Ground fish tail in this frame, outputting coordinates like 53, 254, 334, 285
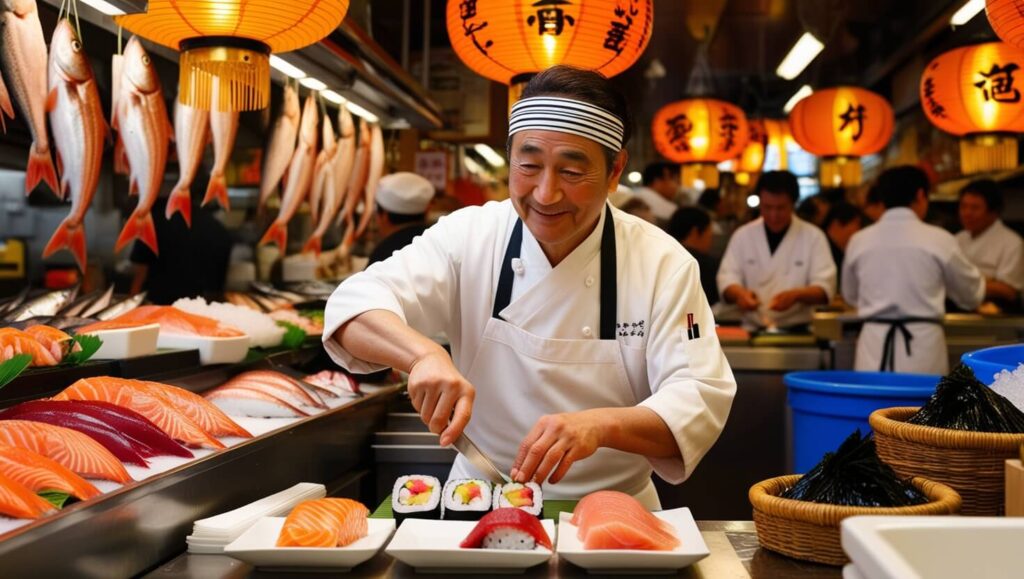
43, 218, 88, 272
26, 145, 59, 196
115, 209, 159, 255
202, 173, 230, 211
166, 186, 193, 227
258, 221, 288, 254
302, 234, 322, 257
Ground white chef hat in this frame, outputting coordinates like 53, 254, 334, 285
375, 172, 435, 215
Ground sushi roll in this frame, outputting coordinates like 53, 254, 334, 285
460, 508, 553, 550
492, 482, 543, 518
441, 479, 492, 520
392, 475, 441, 523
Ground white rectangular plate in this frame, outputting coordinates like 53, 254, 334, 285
82, 323, 160, 359
385, 518, 555, 572
556, 508, 709, 573
223, 517, 395, 570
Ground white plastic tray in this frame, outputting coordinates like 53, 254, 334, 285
80, 323, 160, 359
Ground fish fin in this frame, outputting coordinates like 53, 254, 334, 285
46, 88, 59, 113
26, 146, 59, 197
302, 234, 322, 257
115, 210, 159, 255
166, 186, 193, 227
258, 221, 288, 254
166, 117, 175, 142
202, 173, 230, 211
43, 218, 88, 272
280, 166, 289, 190
114, 138, 130, 176
129, 177, 139, 196
54, 150, 65, 195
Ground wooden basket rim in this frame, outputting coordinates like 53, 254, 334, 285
749, 474, 961, 526
870, 407, 1024, 451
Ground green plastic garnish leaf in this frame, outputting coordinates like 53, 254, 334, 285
276, 321, 307, 349
298, 310, 324, 324
62, 334, 103, 366
0, 354, 33, 389
38, 490, 72, 509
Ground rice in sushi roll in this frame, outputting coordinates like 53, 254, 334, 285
392, 475, 441, 523
493, 482, 543, 518
441, 479, 492, 520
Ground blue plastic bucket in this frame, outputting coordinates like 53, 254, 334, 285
785, 371, 941, 473
961, 344, 1024, 385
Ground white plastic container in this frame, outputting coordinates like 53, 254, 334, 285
158, 333, 249, 365
80, 323, 160, 360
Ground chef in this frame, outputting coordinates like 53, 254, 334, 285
842, 166, 984, 373
955, 180, 1024, 309
367, 172, 434, 266
716, 171, 836, 331
632, 162, 682, 224
323, 66, 736, 509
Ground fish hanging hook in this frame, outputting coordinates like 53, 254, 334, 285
117, 26, 123, 56
72, 0, 82, 42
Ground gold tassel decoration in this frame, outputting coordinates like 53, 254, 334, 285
960, 134, 1018, 175
178, 37, 271, 112
681, 163, 720, 189
819, 156, 862, 187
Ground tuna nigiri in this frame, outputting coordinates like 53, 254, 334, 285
460, 508, 553, 550
54, 377, 224, 449
221, 370, 326, 409
106, 305, 245, 338
0, 470, 55, 519
139, 380, 251, 438
0, 445, 100, 500
570, 491, 680, 551
277, 498, 368, 548
0, 403, 150, 466
304, 370, 361, 397
0, 420, 132, 483
0, 327, 58, 366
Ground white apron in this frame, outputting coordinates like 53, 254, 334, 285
447, 206, 661, 510
855, 319, 948, 375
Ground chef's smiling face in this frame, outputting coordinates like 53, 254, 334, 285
509, 130, 626, 263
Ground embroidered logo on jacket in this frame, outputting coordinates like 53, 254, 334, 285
617, 320, 645, 337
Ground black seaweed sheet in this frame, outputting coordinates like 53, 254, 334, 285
907, 363, 1024, 433
781, 430, 928, 507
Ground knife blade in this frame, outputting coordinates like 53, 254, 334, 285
451, 433, 512, 484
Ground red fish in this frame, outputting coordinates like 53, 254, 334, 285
0, 420, 132, 483
570, 491, 680, 551
277, 498, 368, 548
202, 78, 238, 211
166, 100, 209, 226
259, 93, 318, 254
55, 400, 193, 459
258, 83, 300, 211
460, 507, 553, 550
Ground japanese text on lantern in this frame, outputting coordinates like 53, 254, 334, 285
528, 0, 575, 36
975, 63, 1021, 103
838, 103, 866, 141
922, 76, 946, 119
459, 0, 493, 55
666, 114, 694, 152
720, 112, 739, 151
604, 0, 640, 55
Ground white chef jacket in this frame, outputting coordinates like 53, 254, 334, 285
716, 216, 836, 330
323, 200, 736, 483
956, 219, 1024, 292
631, 186, 679, 222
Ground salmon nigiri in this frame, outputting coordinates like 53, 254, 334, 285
0, 328, 58, 366
140, 381, 251, 438
277, 498, 369, 547
24, 326, 78, 362
108, 306, 244, 337
54, 377, 224, 449
0, 420, 131, 483
0, 445, 100, 500
570, 491, 680, 551
0, 471, 56, 519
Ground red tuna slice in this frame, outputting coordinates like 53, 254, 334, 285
460, 508, 553, 550
0, 409, 150, 467
59, 400, 193, 459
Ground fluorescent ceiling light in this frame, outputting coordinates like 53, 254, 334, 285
269, 55, 306, 79
473, 144, 506, 167
950, 0, 985, 26
322, 90, 345, 105
776, 32, 824, 80
299, 77, 327, 91
80, 0, 125, 15
464, 156, 485, 175
627, 171, 642, 184
784, 84, 813, 114
346, 101, 379, 123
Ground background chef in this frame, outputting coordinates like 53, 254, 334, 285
323, 65, 736, 509
955, 179, 1024, 310
367, 172, 434, 266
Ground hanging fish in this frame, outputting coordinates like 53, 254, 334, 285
42, 20, 107, 273
258, 93, 318, 254
112, 37, 172, 255
0, 71, 13, 132
336, 118, 371, 229
203, 78, 238, 211
111, 50, 128, 176
302, 115, 338, 256
258, 83, 301, 211
304, 105, 356, 256
166, 100, 209, 226
355, 123, 385, 238
1, 0, 58, 195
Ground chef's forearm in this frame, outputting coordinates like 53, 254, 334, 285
796, 285, 829, 305
721, 284, 747, 304
334, 309, 445, 373
593, 406, 681, 460
985, 278, 1019, 303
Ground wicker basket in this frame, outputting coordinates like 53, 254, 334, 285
870, 407, 1024, 516
749, 475, 961, 566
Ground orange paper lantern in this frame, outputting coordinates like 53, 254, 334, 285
788, 87, 893, 186
920, 41, 1024, 173
652, 99, 749, 188
987, 0, 1024, 49
762, 118, 794, 171
447, 0, 653, 88
116, 0, 350, 111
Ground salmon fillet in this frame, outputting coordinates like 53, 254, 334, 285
0, 420, 131, 483
140, 380, 251, 438
0, 445, 100, 500
75, 320, 152, 333
277, 498, 369, 548
108, 306, 244, 337
0, 328, 58, 366
0, 470, 56, 519
570, 491, 680, 551
24, 325, 77, 362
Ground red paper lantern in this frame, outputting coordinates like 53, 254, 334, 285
652, 98, 749, 188
987, 0, 1024, 50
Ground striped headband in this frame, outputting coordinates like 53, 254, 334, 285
509, 96, 625, 151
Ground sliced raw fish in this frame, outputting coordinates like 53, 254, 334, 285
140, 380, 251, 438
0, 327, 58, 366
205, 386, 310, 418
56, 400, 192, 459
0, 444, 100, 500
106, 305, 245, 337
0, 470, 55, 519
0, 407, 150, 466
222, 370, 326, 409
23, 325, 77, 362
570, 491, 680, 551
304, 370, 361, 397
0, 420, 132, 483
74, 320, 152, 334
460, 507, 553, 549
276, 498, 368, 547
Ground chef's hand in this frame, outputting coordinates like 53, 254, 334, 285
511, 410, 603, 485
735, 289, 760, 311
769, 289, 802, 312
407, 349, 475, 447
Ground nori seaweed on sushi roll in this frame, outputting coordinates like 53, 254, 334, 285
442, 479, 492, 520
392, 475, 441, 523
492, 482, 543, 518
